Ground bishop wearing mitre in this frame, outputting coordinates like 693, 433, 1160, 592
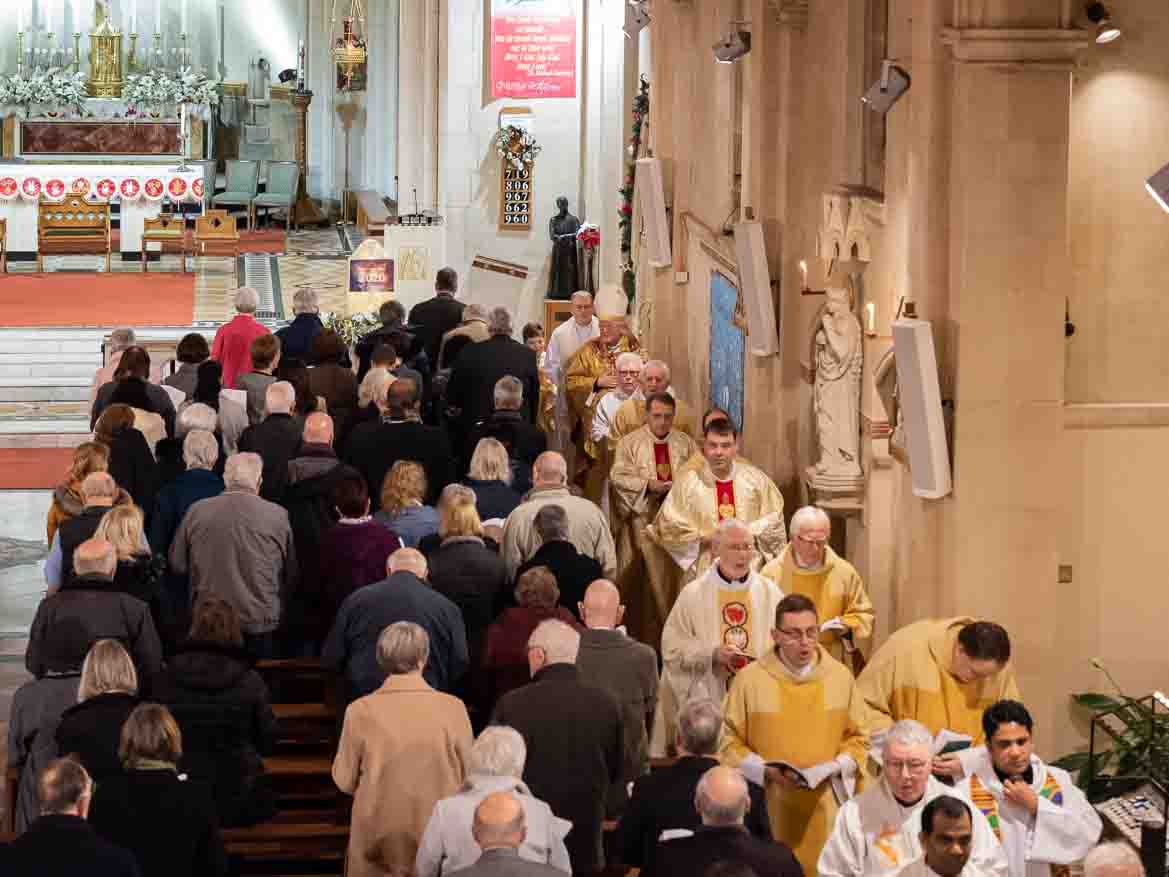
648, 415, 787, 578
609, 391, 698, 650
564, 283, 643, 499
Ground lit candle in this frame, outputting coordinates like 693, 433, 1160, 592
180, 0, 187, 34
130, 0, 136, 32
17, 0, 24, 32
865, 302, 876, 335
799, 260, 808, 291
155, 0, 162, 32
46, 1, 53, 33
72, 0, 80, 31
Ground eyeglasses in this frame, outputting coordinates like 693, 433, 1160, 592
778, 628, 820, 643
885, 759, 930, 775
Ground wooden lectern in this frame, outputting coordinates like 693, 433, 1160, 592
291, 91, 328, 226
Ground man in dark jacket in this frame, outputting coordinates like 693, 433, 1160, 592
322, 548, 468, 701
653, 766, 801, 877
408, 267, 465, 368
462, 375, 548, 481
355, 299, 429, 380
45, 471, 120, 590
27, 538, 163, 681
617, 698, 771, 876
448, 308, 541, 435
514, 504, 604, 619
238, 380, 303, 503
491, 618, 623, 875
274, 288, 325, 364
149, 430, 225, 555
0, 757, 141, 877
342, 377, 455, 507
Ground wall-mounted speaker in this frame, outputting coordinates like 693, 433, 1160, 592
732, 221, 778, 357
636, 157, 672, 267
891, 317, 952, 499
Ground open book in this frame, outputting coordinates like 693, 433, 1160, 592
766, 760, 819, 789
764, 760, 851, 805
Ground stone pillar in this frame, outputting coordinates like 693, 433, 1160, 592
399, 0, 440, 211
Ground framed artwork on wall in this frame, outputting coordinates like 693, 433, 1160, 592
710, 269, 746, 430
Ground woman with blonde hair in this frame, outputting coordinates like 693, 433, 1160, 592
54, 639, 139, 782
95, 503, 164, 623
464, 437, 522, 521
89, 702, 228, 877
46, 441, 118, 545
427, 485, 508, 697
375, 459, 439, 547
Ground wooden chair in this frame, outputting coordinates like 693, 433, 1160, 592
36, 197, 112, 272
140, 213, 191, 273
0, 217, 7, 273
194, 209, 241, 282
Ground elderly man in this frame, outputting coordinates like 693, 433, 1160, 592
1083, 844, 1146, 877
238, 381, 302, 503
501, 452, 617, 581
456, 792, 566, 877
333, 622, 472, 877
564, 285, 642, 485
650, 416, 786, 578
356, 298, 426, 380
619, 698, 772, 877
438, 302, 491, 370
544, 291, 599, 455
654, 766, 802, 877
463, 375, 548, 482
149, 430, 224, 554
91, 327, 161, 404
857, 618, 1020, 779
956, 701, 1101, 877
722, 593, 869, 875
274, 287, 323, 363
610, 359, 699, 444
900, 797, 998, 877
575, 579, 658, 817
514, 504, 604, 618
650, 517, 783, 757
761, 505, 874, 666
324, 547, 468, 699
169, 452, 297, 658
416, 726, 571, 876
44, 471, 120, 590
409, 267, 465, 367
582, 351, 643, 506
343, 376, 454, 507
819, 719, 1006, 877
27, 538, 162, 680
212, 287, 271, 389
491, 619, 624, 875
0, 758, 139, 875
611, 391, 699, 648
449, 307, 541, 432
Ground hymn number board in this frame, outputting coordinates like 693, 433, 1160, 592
500, 162, 534, 230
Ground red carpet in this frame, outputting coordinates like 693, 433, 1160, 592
0, 273, 195, 326
0, 448, 75, 489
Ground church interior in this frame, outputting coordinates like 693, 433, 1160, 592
0, 0, 1167, 871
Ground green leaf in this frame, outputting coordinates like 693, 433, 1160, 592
1051, 751, 1092, 772
1073, 693, 1126, 711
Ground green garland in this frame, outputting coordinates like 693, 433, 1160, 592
619, 76, 650, 299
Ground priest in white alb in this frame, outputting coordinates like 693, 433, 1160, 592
648, 415, 786, 578
648, 517, 782, 757
544, 290, 599, 457
818, 719, 1007, 877
588, 351, 644, 512
956, 700, 1101, 877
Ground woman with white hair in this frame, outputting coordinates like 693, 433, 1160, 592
415, 725, 571, 875
332, 621, 473, 877
211, 287, 272, 390
275, 287, 324, 364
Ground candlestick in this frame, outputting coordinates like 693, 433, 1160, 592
128, 32, 138, 71
73, 32, 81, 74
865, 302, 876, 336
16, 32, 24, 76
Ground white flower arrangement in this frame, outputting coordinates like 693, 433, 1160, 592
124, 69, 221, 110
323, 311, 380, 346
494, 124, 542, 171
0, 70, 87, 110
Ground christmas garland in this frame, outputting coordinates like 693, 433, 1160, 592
619, 76, 650, 299
495, 124, 542, 172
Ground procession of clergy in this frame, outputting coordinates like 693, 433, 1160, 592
551, 283, 1103, 877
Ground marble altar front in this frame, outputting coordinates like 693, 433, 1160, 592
20, 119, 181, 157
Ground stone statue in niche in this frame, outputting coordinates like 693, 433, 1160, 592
812, 286, 863, 478
547, 195, 581, 299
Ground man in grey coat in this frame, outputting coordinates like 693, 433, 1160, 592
169, 452, 297, 658
457, 792, 565, 877
575, 579, 658, 817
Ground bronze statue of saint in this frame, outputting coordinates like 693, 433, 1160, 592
547, 195, 581, 299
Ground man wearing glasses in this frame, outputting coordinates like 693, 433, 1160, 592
721, 593, 868, 876
818, 719, 1006, 877
761, 505, 874, 667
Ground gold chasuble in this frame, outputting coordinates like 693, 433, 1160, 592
610, 425, 698, 649
610, 395, 701, 449
647, 460, 787, 578
761, 545, 875, 665
855, 617, 1021, 742
722, 647, 869, 875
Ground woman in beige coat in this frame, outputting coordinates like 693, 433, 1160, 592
333, 620, 473, 877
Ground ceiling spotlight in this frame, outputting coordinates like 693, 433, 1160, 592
1145, 162, 1169, 213
623, 1, 650, 40
1085, 2, 1121, 43
713, 26, 751, 64
861, 60, 911, 115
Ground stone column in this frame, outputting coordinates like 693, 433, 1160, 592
399, 0, 440, 211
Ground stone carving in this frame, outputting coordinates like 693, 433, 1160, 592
811, 286, 863, 485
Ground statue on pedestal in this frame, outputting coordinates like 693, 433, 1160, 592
547, 195, 581, 299
812, 286, 863, 480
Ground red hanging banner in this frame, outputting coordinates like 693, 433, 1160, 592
490, 0, 577, 100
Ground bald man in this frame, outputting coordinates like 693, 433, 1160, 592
575, 580, 659, 817
239, 380, 304, 502
655, 766, 802, 877
460, 792, 564, 876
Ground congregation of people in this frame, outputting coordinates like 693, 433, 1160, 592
5, 275, 1134, 877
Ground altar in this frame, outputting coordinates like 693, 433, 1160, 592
0, 161, 202, 258
20, 119, 181, 158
